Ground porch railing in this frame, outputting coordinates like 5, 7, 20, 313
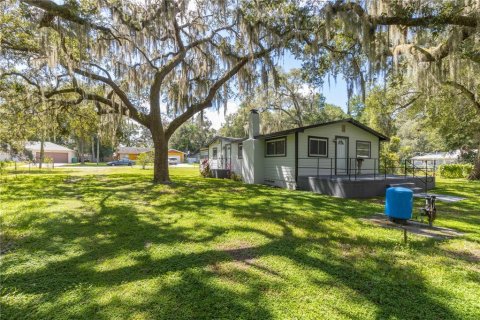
202, 156, 436, 193
298, 157, 436, 191
202, 156, 232, 171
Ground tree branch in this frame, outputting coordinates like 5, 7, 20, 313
20, 0, 112, 33
329, 2, 479, 28
45, 87, 138, 119
72, 67, 148, 126
442, 81, 480, 112
165, 46, 276, 138
1, 72, 41, 92
391, 28, 474, 62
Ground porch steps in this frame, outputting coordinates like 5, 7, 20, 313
387, 183, 423, 194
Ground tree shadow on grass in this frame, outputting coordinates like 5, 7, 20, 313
2, 192, 277, 319
1, 172, 476, 319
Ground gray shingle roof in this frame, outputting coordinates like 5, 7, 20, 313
25, 141, 74, 152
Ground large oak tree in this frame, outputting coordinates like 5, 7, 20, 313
1, 0, 295, 182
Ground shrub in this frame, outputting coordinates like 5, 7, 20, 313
437, 164, 473, 179
0, 161, 7, 176
44, 157, 53, 169
200, 159, 211, 177
230, 172, 243, 181
137, 152, 153, 169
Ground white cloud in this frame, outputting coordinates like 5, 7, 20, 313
204, 100, 239, 130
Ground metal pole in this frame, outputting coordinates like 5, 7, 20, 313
354, 158, 357, 181
373, 158, 376, 180
425, 160, 428, 194
384, 157, 387, 180
330, 158, 333, 179
348, 158, 351, 181
404, 160, 407, 179
317, 157, 319, 178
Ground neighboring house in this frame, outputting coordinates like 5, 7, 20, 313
186, 150, 200, 163
200, 148, 209, 160
115, 147, 152, 160
411, 151, 461, 166
115, 147, 186, 162
25, 142, 76, 163
0, 151, 11, 161
168, 149, 186, 163
203, 110, 396, 196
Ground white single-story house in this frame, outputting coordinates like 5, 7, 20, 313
26, 141, 76, 163
411, 151, 461, 166
204, 110, 389, 190
0, 151, 11, 161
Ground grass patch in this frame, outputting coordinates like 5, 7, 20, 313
61, 162, 109, 167
1, 167, 479, 319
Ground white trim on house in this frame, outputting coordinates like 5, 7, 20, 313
203, 112, 388, 190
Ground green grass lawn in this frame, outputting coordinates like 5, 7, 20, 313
61, 162, 109, 167
1, 167, 479, 319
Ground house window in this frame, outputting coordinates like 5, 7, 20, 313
308, 136, 328, 157
265, 137, 286, 157
238, 143, 243, 159
356, 141, 371, 158
212, 147, 218, 159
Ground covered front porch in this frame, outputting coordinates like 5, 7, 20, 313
296, 158, 436, 198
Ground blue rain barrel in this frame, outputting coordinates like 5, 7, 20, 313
385, 187, 413, 220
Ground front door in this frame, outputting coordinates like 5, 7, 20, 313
224, 145, 231, 169
335, 137, 348, 175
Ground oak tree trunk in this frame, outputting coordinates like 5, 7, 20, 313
153, 137, 170, 183
151, 121, 170, 183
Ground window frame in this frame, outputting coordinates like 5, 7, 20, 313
238, 143, 243, 159
356, 140, 371, 159
212, 147, 218, 159
265, 136, 287, 157
308, 136, 329, 157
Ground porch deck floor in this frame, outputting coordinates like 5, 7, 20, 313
299, 174, 427, 181
296, 174, 435, 198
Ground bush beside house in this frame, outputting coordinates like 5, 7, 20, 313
437, 164, 473, 179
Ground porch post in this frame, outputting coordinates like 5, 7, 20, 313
384, 157, 387, 180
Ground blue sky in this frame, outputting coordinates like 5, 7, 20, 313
205, 52, 349, 129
